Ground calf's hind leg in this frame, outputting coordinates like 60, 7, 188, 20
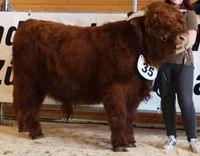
125, 96, 138, 147
13, 80, 45, 139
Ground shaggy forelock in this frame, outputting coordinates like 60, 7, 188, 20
145, 2, 186, 30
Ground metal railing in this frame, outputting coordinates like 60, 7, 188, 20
133, 0, 137, 12
2, 0, 11, 11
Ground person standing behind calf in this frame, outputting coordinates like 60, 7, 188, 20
158, 0, 200, 154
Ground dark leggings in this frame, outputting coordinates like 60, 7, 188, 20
161, 63, 197, 142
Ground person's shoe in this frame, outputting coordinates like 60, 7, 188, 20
163, 135, 176, 150
189, 138, 200, 154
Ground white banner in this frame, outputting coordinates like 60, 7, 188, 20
0, 12, 200, 113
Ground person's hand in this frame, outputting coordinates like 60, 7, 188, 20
175, 44, 186, 54
175, 35, 190, 54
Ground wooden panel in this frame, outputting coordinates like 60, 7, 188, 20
10, 0, 133, 12
4, 104, 200, 126
11, 5, 132, 12
0, 0, 2, 10
5, 0, 200, 12
10, 0, 132, 5
7, 0, 199, 12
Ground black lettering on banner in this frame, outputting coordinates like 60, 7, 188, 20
192, 24, 200, 51
0, 26, 4, 44
4, 60, 13, 86
18, 21, 24, 28
5, 21, 24, 46
0, 60, 5, 84
194, 75, 200, 95
6, 26, 16, 46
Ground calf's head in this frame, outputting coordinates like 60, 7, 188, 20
130, 2, 189, 67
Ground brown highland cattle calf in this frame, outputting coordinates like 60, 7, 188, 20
12, 2, 188, 152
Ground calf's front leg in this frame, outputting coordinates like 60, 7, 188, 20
103, 84, 130, 152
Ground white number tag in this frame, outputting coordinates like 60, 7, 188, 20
137, 54, 158, 80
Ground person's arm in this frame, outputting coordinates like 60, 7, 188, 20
186, 10, 198, 48
176, 10, 198, 53
188, 29, 197, 47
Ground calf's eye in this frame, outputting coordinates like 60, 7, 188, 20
161, 35, 169, 42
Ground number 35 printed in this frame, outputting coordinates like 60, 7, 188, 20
141, 63, 155, 77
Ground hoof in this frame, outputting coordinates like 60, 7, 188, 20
29, 131, 44, 139
127, 143, 136, 147
113, 147, 128, 152
18, 127, 29, 133
29, 133, 44, 139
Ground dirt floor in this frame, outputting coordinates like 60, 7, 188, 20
0, 120, 199, 156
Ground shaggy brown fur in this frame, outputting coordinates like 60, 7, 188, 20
12, 2, 187, 152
